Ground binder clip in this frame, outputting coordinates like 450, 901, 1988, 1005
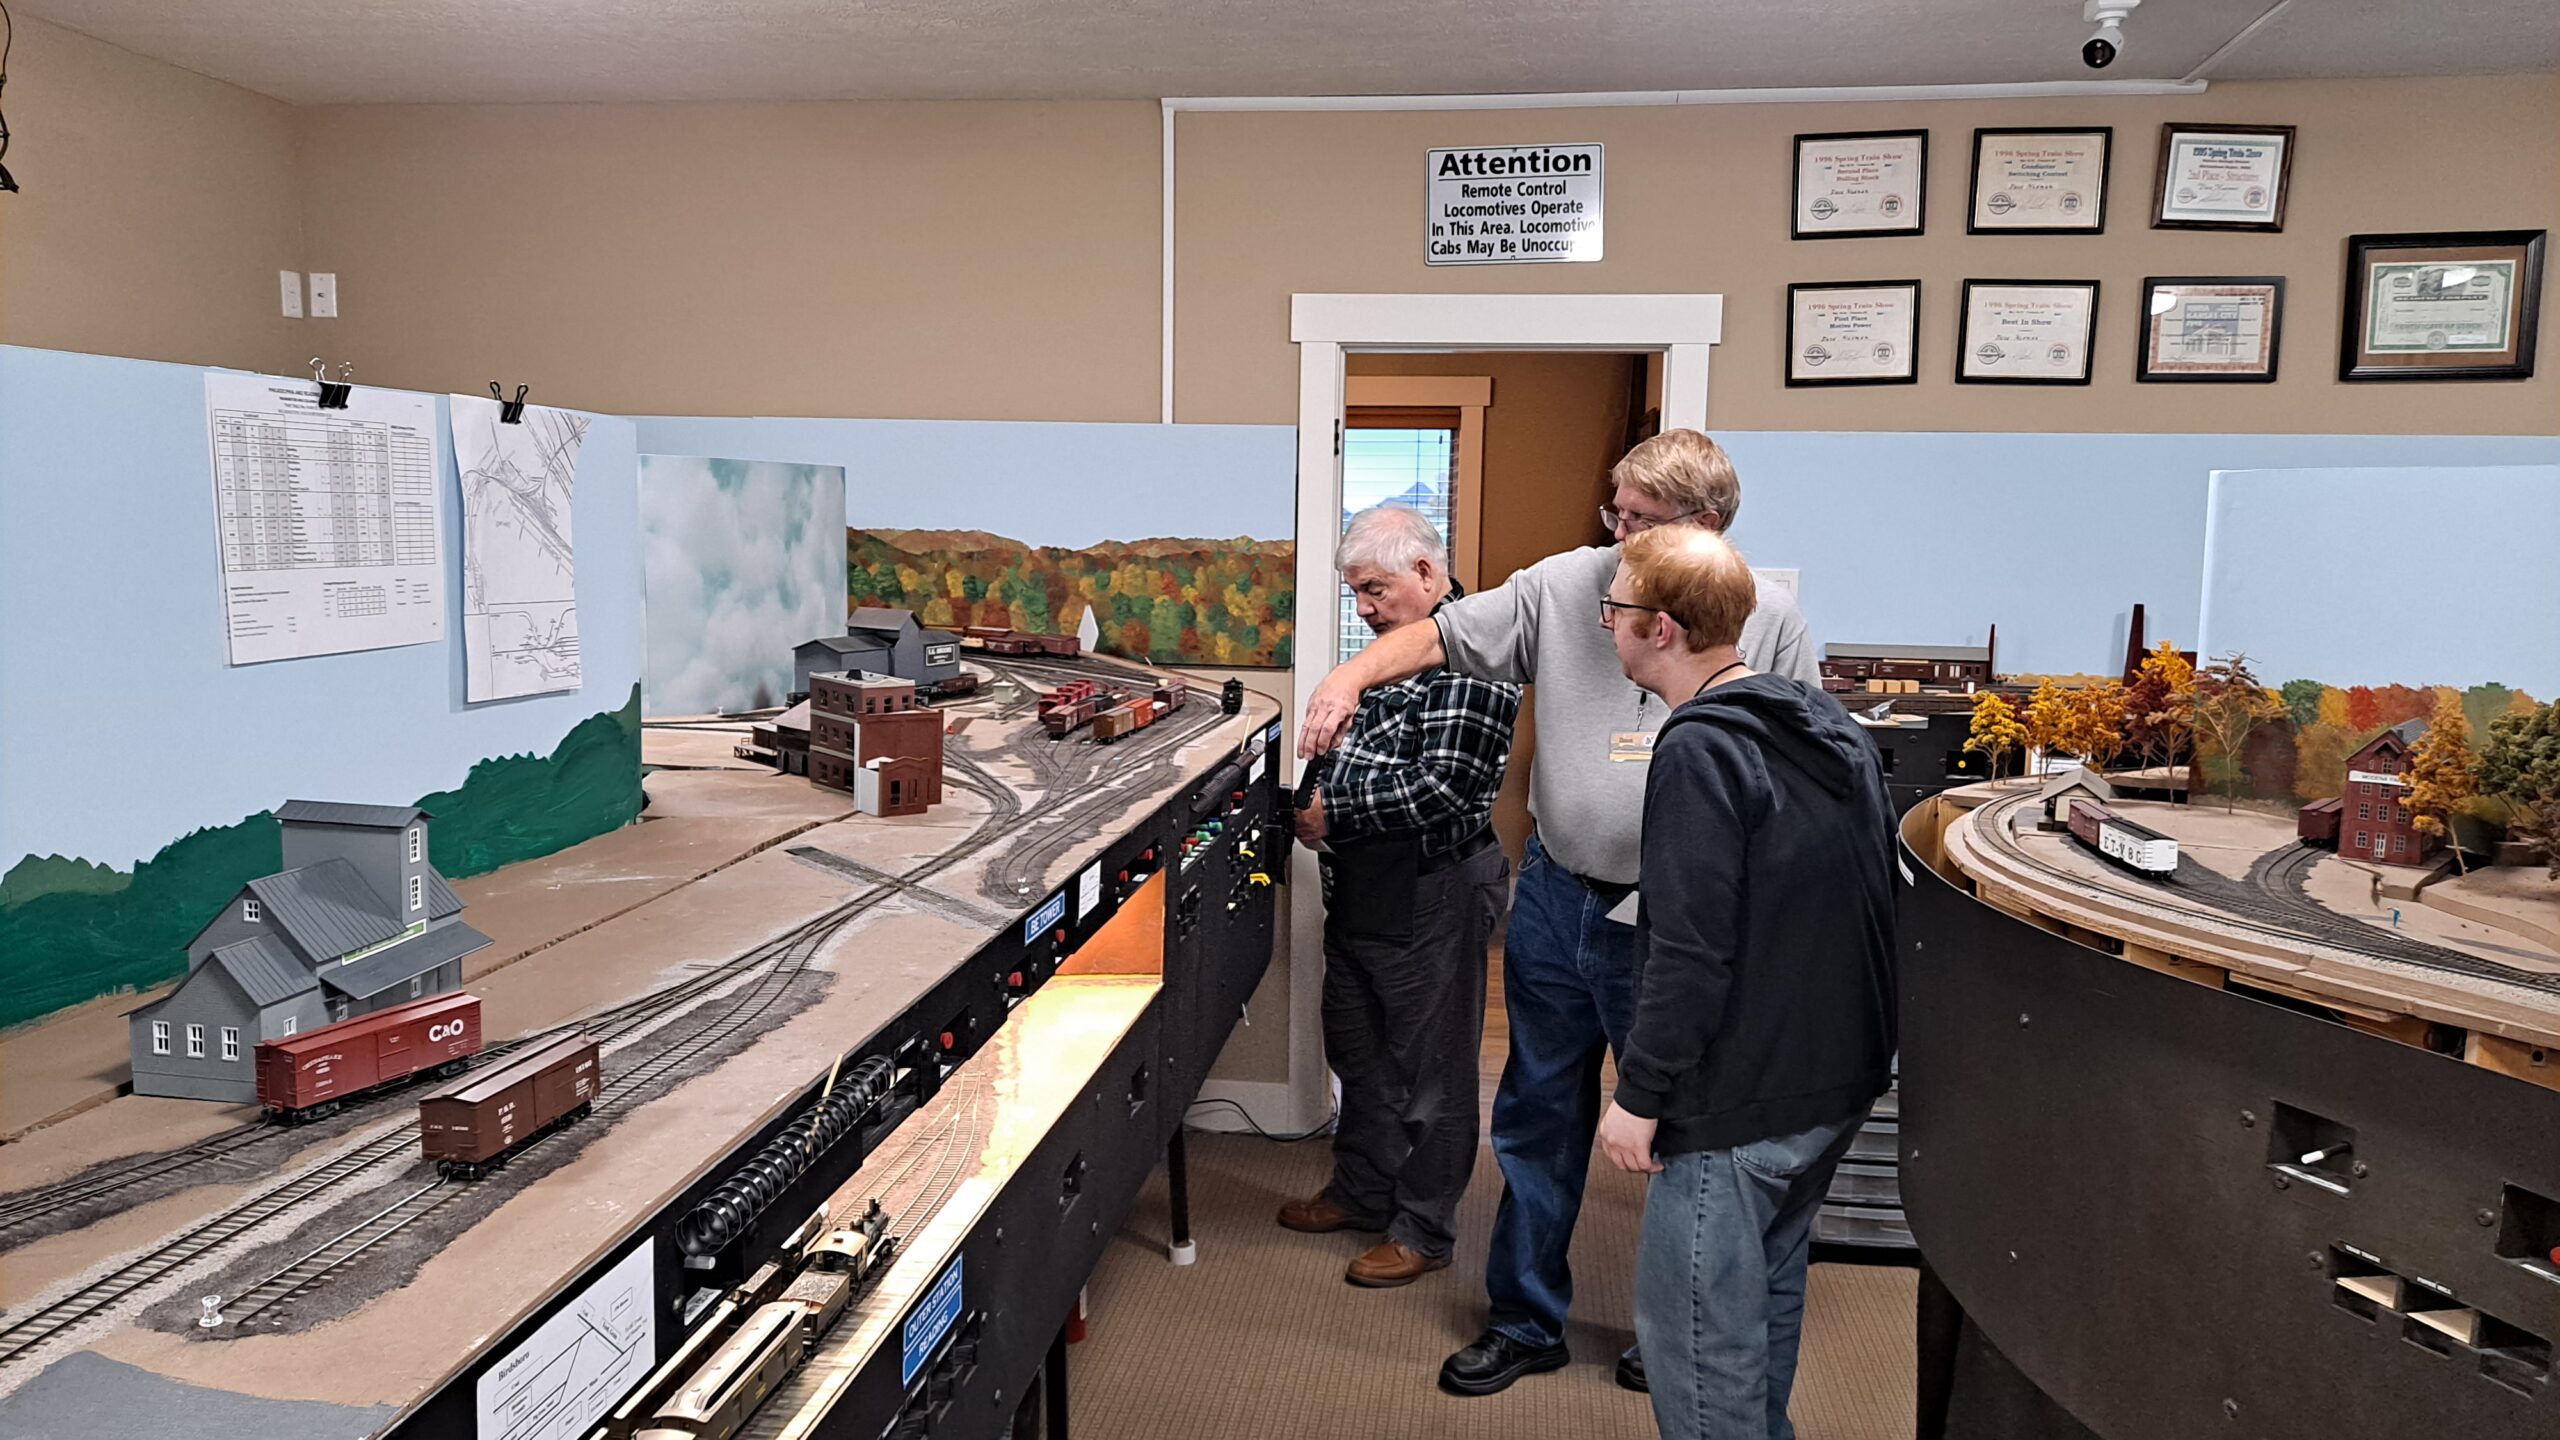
490, 382, 530, 424
313, 357, 353, 410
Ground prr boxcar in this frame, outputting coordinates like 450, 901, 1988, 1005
255, 992, 483, 1121
418, 1033, 600, 1178
2296, 796, 2343, 847
2065, 798, 2179, 875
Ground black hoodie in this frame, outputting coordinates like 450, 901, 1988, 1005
1612, 673, 1899, 1157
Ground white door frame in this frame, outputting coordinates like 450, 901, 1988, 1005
1208, 292, 1722, 1134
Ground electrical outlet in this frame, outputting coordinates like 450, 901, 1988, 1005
279, 271, 304, 319
309, 272, 339, 318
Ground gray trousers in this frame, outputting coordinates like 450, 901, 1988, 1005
1320, 841, 1510, 1259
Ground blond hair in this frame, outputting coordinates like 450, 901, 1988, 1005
1622, 526, 1757, 653
1610, 429, 1741, 529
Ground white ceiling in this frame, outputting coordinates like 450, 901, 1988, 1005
20, 0, 2560, 105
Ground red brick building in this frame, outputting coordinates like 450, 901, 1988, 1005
2340, 718, 2436, 867
809, 671, 943, 805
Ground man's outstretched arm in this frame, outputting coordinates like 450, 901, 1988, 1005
1296, 619, 1444, 758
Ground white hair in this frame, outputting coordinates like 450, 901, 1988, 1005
1337, 504, 1448, 578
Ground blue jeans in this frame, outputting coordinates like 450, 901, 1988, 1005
1484, 833, 1639, 1349
1634, 1116, 1864, 1440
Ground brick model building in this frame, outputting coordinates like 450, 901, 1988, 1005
2338, 718, 2437, 867
128, 802, 492, 1102
808, 671, 945, 808
1820, 631, 1997, 695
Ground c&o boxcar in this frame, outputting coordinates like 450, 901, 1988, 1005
255, 992, 483, 1122
418, 1033, 600, 1178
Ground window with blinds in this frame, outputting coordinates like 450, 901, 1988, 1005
1339, 422, 1459, 665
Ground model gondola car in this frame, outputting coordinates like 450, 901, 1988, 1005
254, 992, 483, 1122
2065, 798, 2179, 875
418, 1033, 600, 1178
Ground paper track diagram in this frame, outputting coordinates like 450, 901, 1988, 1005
475, 1243, 656, 1440
454, 394, 589, 701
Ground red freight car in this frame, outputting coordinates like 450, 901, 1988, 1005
1038, 680, 1103, 738
418, 1033, 601, 1178
2296, 796, 2342, 847
255, 992, 483, 1122
1093, 696, 1160, 743
1151, 678, 1188, 713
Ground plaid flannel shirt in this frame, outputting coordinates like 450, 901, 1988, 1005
1324, 595, 1523, 856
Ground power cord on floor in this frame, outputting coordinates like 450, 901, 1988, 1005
1183, 1097, 1338, 1143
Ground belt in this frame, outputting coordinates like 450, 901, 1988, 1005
1417, 828, 1498, 877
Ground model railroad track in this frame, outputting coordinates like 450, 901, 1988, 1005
0, 1123, 280, 1238
219, 1180, 462, 1328
1972, 791, 2560, 998
976, 702, 1227, 903
0, 1123, 422, 1366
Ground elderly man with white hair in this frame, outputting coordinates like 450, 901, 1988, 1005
1280, 504, 1522, 1288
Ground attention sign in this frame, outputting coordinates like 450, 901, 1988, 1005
1427, 144, 1604, 266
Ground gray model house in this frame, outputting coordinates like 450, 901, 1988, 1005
794, 606, 962, 695
127, 801, 492, 1103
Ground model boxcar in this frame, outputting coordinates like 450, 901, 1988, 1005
2066, 798, 2179, 875
1038, 680, 1104, 737
1152, 677, 1188, 713
255, 992, 483, 1122
1092, 696, 1160, 743
418, 1033, 600, 1178
2296, 796, 2343, 847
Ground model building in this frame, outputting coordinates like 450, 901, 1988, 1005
794, 606, 964, 696
2324, 717, 2440, 868
807, 671, 945, 807
127, 801, 492, 1102
1821, 631, 1997, 694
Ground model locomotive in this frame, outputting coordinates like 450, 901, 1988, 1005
254, 991, 484, 1122
615, 1201, 897, 1440
2065, 797, 2180, 876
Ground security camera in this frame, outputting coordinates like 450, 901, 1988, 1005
2082, 0, 2137, 70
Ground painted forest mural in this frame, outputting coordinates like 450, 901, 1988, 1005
848, 528, 1296, 668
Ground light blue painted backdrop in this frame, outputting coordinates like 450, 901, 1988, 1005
0, 346, 644, 870
632, 416, 1299, 547
2198, 464, 2560, 694
1713, 432, 2560, 678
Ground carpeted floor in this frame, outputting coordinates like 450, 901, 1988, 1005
1075, 1130, 1916, 1439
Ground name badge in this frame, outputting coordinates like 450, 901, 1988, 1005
1608, 730, 1656, 764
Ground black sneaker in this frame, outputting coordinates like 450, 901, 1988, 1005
1438, 1330, 1570, 1396
1615, 1345, 1648, 1393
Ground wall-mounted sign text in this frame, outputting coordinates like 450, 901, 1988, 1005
1427, 145, 1604, 266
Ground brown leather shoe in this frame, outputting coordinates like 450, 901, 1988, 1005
1346, 1240, 1450, 1288
1276, 1193, 1380, 1234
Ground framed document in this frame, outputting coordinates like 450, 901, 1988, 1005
1786, 281, 1921, 385
2152, 124, 2293, 231
1968, 128, 2111, 234
1792, 131, 1926, 239
2137, 277, 2284, 382
1957, 280, 2099, 385
2341, 230, 2546, 381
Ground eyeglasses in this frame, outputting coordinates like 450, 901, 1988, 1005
1598, 598, 1664, 630
1600, 504, 1715, 535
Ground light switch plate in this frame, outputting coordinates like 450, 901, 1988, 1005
309, 272, 338, 318
280, 270, 304, 318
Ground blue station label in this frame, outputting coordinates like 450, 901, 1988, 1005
902, 1257, 965, 1386
1024, 891, 1067, 943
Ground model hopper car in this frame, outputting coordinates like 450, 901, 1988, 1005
254, 992, 484, 1122
2066, 798, 2180, 876
418, 1033, 600, 1178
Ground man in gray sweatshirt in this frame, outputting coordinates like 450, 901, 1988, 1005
1299, 429, 1818, 1396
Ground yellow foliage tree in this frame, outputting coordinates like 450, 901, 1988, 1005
2070, 681, 2130, 771
2404, 690, 2479, 874
1966, 691, 2027, 783
2023, 681, 2075, 764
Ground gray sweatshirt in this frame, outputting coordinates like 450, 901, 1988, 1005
1433, 543, 1817, 885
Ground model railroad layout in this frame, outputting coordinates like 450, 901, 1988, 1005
2064, 797, 2180, 876
0, 670, 1246, 1403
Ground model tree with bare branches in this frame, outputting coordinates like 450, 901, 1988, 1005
2186, 652, 2286, 811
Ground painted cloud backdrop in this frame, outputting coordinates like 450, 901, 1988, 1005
639, 455, 847, 715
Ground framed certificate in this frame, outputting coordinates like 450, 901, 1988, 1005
1968, 128, 2110, 234
1792, 131, 1926, 239
1786, 281, 1921, 385
1957, 280, 2099, 385
2137, 277, 2284, 383
2152, 124, 2293, 231
2341, 230, 2546, 381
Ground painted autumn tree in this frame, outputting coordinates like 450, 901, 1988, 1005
2402, 690, 2480, 874
2122, 642, 2196, 773
2023, 681, 2076, 766
2475, 698, 2560, 878
1966, 690, 2028, 783
2186, 652, 2287, 811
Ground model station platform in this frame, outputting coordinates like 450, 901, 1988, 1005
0, 658, 1283, 1440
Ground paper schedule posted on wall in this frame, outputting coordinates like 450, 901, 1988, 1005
205, 371, 446, 665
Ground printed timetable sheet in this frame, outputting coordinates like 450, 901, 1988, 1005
205, 371, 446, 664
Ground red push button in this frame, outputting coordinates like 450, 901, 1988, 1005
939, 1031, 956, 1051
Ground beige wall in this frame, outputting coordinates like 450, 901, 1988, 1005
1177, 76, 2560, 433
293, 101, 1162, 419
0, 18, 304, 375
